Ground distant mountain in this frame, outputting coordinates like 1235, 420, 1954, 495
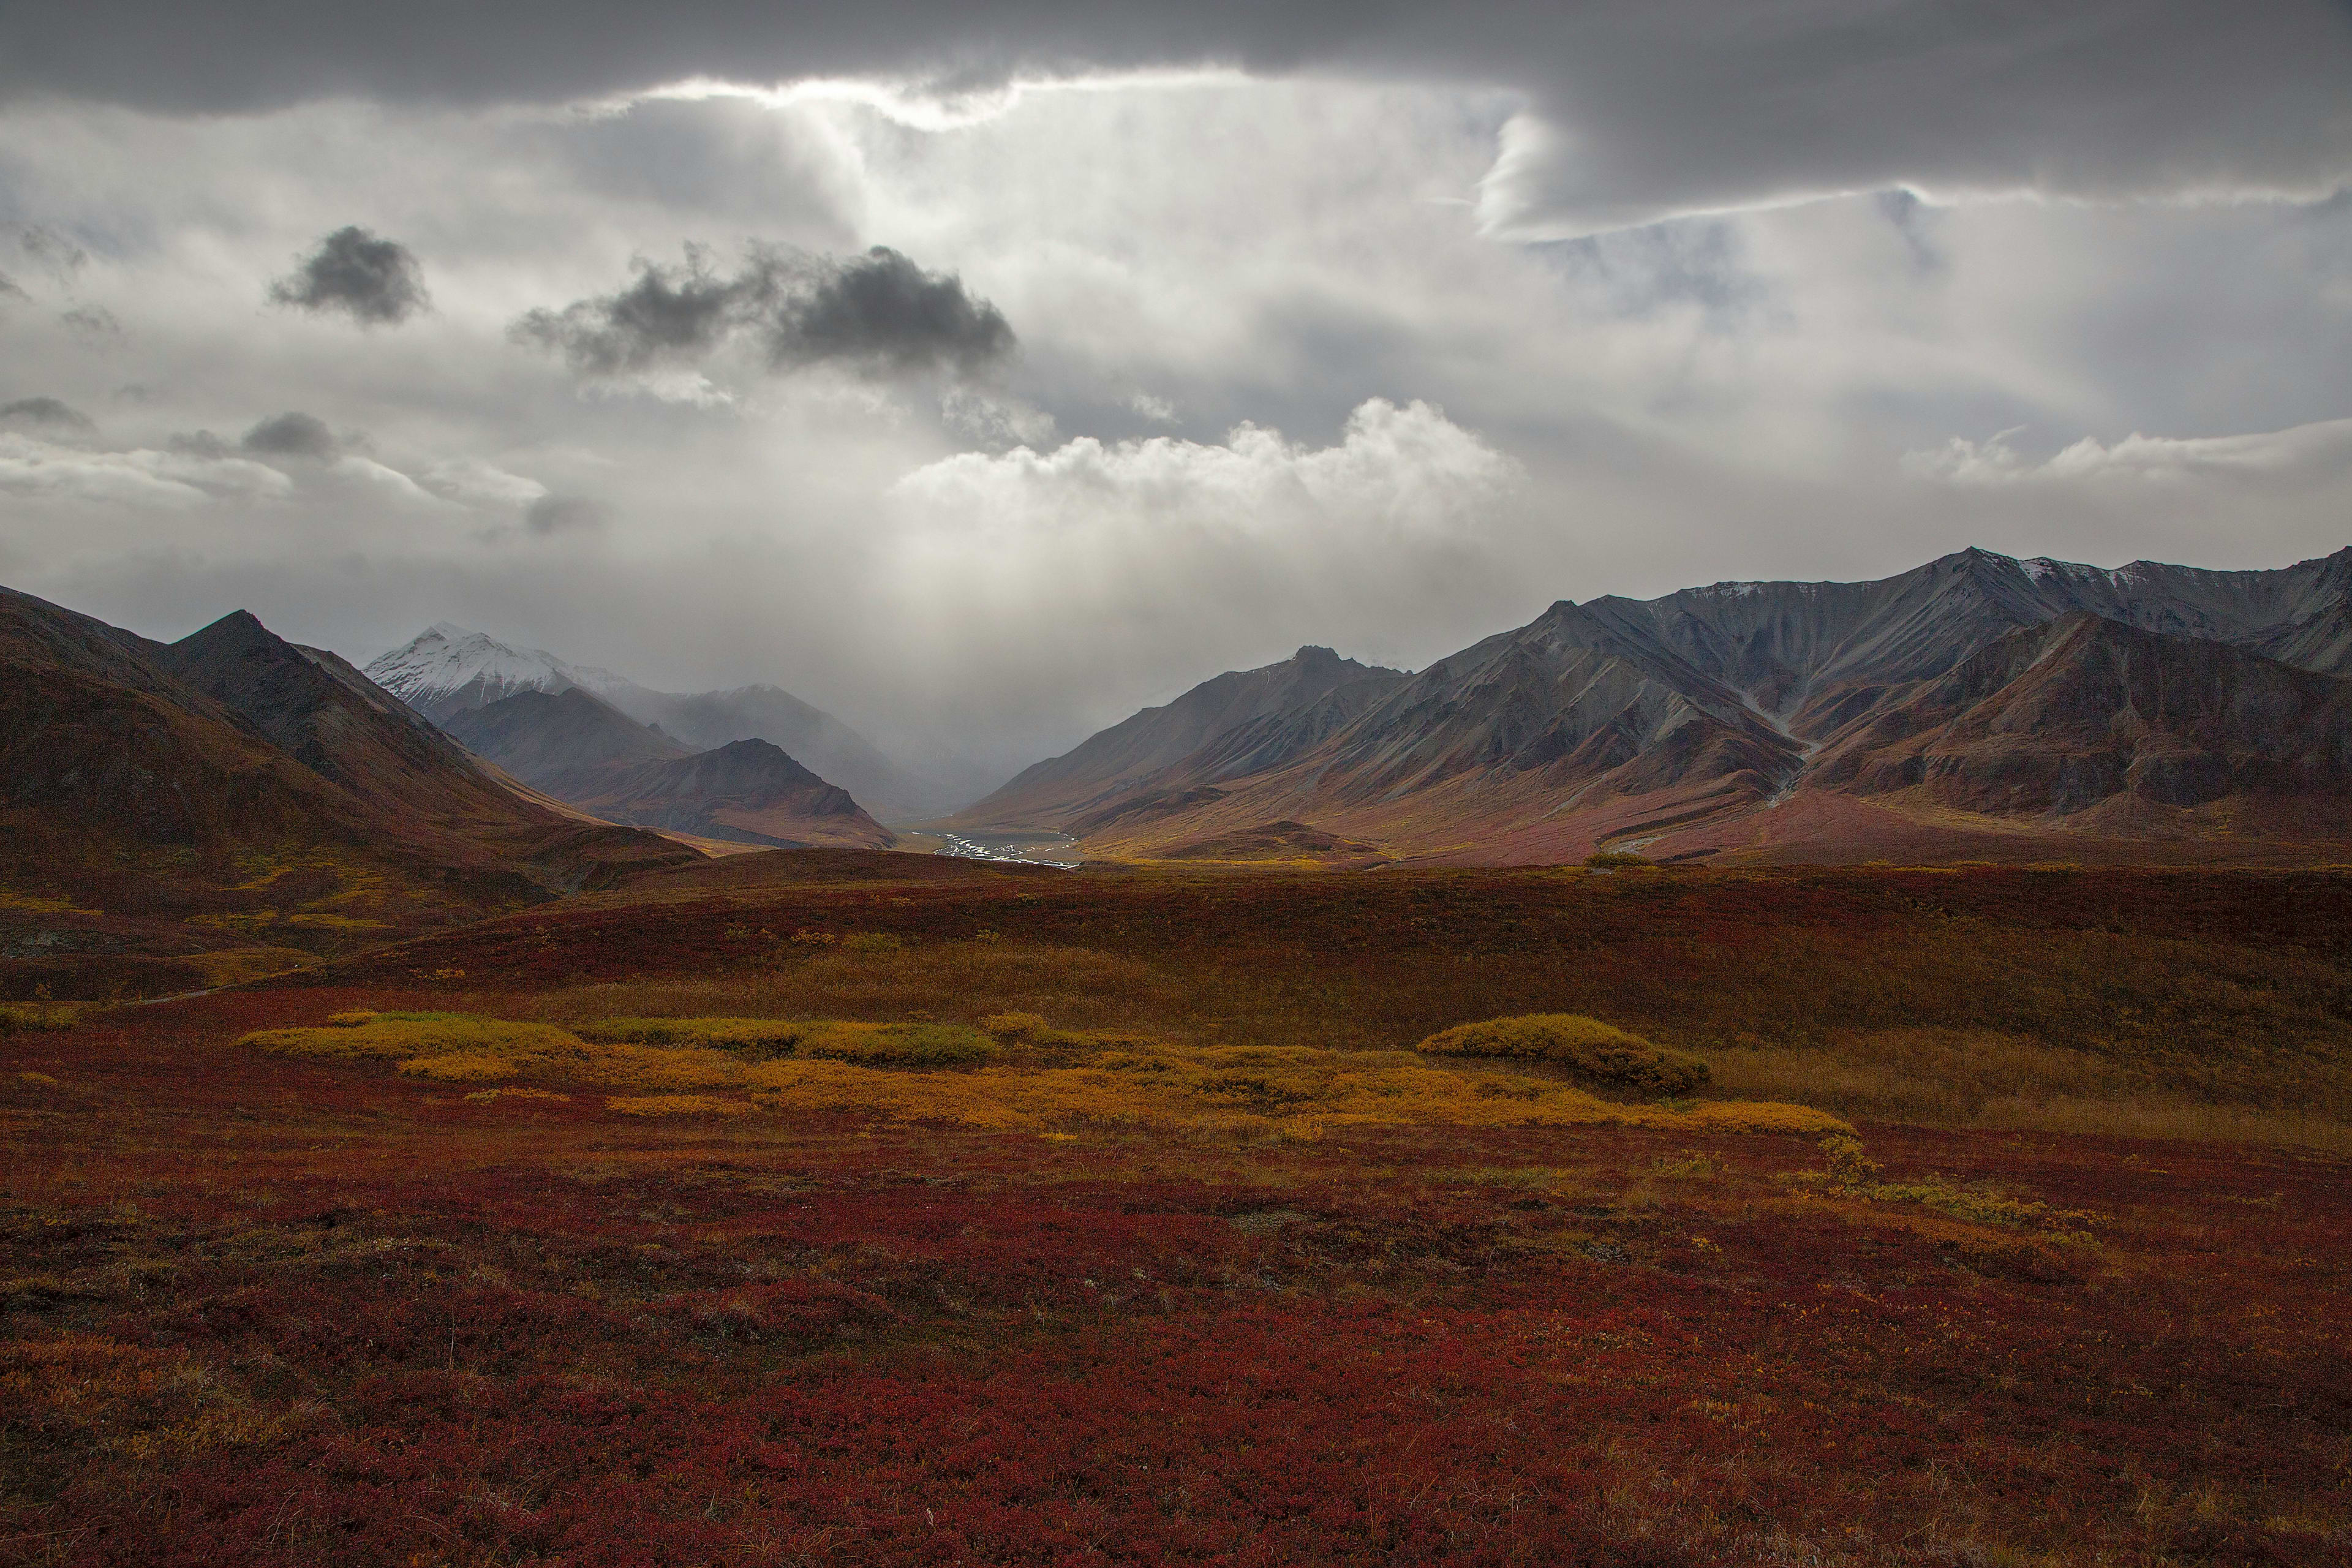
361, 622, 599, 725
963, 646, 1407, 831
441, 687, 892, 850
441, 687, 689, 797
366, 625, 973, 818
553, 737, 895, 851
0, 587, 696, 968
963, 547, 2352, 865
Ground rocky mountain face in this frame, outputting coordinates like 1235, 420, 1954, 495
366, 624, 968, 818
442, 686, 892, 850
966, 547, 2352, 865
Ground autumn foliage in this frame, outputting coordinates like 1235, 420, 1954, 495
6, 858, 2352, 1564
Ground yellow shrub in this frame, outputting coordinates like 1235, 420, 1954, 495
577, 1017, 807, 1057
398, 1053, 521, 1083
325, 1011, 375, 1027
243, 1014, 586, 1065
1415, 1014, 1710, 1097
981, 1012, 1049, 1041
0, 1002, 78, 1033
799, 1021, 996, 1069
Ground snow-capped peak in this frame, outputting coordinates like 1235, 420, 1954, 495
364, 624, 584, 718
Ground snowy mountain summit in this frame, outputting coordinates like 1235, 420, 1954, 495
363, 624, 606, 725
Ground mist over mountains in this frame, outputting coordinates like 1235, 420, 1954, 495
366, 624, 984, 821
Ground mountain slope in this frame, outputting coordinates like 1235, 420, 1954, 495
963, 646, 1407, 830
440, 687, 690, 799
1, 588, 358, 867
1812, 612, 2352, 815
559, 739, 895, 850
160, 611, 556, 835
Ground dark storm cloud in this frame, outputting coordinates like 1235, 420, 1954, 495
267, 226, 431, 325
0, 396, 96, 432
2, 2, 2345, 237
241, 410, 341, 458
513, 243, 1012, 378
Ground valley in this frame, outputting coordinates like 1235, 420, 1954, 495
4, 549, 2350, 1566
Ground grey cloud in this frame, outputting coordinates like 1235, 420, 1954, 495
524, 493, 606, 534
0, 396, 97, 432
513, 243, 1012, 379
786, 247, 1014, 374
166, 429, 232, 458
268, 225, 431, 324
15, 225, 89, 283
61, 305, 123, 342
0, 271, 26, 306
241, 410, 341, 459
2, 3, 2346, 238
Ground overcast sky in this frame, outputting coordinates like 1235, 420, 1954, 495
2, 1, 2349, 778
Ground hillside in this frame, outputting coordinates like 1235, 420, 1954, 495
0, 586, 696, 997
557, 737, 895, 850
961, 645, 1406, 830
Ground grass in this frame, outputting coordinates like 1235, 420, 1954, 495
6, 985, 2347, 1565
1703, 1027, 2352, 1153
339, 861, 2352, 1153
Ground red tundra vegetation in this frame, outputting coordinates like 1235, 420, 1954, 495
4, 854, 2350, 1564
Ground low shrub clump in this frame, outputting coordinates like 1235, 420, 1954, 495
578, 1017, 808, 1058
1415, 1013, 1710, 1096
800, 1021, 996, 1068
245, 1012, 587, 1082
0, 1001, 79, 1034
1583, 850, 1651, 869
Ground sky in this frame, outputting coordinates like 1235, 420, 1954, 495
2, 1, 2349, 781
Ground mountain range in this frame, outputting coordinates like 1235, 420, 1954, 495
366, 625, 979, 820
952, 546, 2352, 865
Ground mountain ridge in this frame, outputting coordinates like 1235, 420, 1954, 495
960, 545, 2352, 864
